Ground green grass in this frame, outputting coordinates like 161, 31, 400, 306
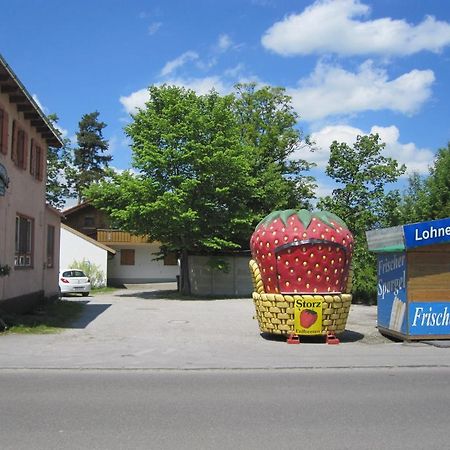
1, 300, 84, 334
91, 286, 118, 295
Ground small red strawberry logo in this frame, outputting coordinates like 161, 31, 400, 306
250, 209, 353, 294
300, 309, 318, 328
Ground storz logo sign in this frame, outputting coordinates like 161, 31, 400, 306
409, 302, 450, 335
403, 217, 450, 249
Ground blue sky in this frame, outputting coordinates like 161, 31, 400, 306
2, 0, 450, 199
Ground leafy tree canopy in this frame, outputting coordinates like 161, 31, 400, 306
318, 133, 406, 303
85, 84, 315, 293
424, 143, 450, 219
399, 142, 450, 223
46, 113, 72, 209
233, 83, 316, 214
398, 172, 428, 224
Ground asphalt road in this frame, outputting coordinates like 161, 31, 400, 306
1, 367, 449, 450
2, 286, 450, 449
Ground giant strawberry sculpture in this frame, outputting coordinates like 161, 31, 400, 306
250, 209, 353, 294
249, 209, 354, 341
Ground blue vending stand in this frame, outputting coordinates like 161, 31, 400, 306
367, 217, 450, 341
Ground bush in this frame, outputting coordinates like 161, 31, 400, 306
69, 259, 106, 288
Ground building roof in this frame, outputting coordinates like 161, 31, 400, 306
0, 53, 63, 148
366, 217, 450, 252
61, 223, 116, 255
62, 201, 92, 217
365, 225, 405, 253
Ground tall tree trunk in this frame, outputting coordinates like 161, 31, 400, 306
179, 248, 191, 295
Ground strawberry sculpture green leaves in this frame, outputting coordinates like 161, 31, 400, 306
250, 209, 354, 294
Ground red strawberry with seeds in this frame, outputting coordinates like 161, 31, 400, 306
249, 209, 353, 294
300, 309, 318, 328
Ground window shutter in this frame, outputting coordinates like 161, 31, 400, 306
11, 119, 17, 162
22, 131, 28, 170
0, 108, 8, 155
37, 146, 44, 181
120, 249, 135, 265
29, 139, 35, 175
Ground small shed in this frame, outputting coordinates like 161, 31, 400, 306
366, 217, 450, 340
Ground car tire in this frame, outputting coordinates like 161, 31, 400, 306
82, 292, 90, 297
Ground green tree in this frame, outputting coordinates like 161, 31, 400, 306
318, 134, 406, 303
233, 83, 316, 214
399, 143, 450, 223
398, 172, 428, 224
424, 143, 450, 219
68, 111, 111, 204
86, 85, 315, 294
46, 114, 72, 209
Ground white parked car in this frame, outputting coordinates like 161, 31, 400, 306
59, 269, 91, 297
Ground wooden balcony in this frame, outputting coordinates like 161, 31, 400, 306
96, 229, 151, 244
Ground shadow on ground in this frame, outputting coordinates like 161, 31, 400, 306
116, 290, 246, 301
261, 329, 365, 344
68, 303, 111, 329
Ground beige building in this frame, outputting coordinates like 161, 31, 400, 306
62, 202, 179, 285
0, 54, 63, 312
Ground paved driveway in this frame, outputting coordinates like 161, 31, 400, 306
1, 284, 449, 369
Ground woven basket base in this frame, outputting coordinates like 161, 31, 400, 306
249, 258, 352, 335
252, 291, 352, 335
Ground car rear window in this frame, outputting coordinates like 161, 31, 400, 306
62, 270, 86, 278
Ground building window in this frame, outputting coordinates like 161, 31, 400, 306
84, 216, 95, 227
164, 252, 178, 266
15, 215, 34, 267
47, 225, 55, 268
0, 105, 8, 155
120, 249, 135, 266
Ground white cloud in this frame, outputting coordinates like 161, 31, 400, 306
54, 123, 68, 139
63, 197, 78, 210
110, 165, 139, 176
224, 64, 245, 78
68, 134, 77, 146
288, 60, 434, 121
32, 93, 69, 138
262, 0, 450, 56
108, 135, 119, 154
304, 124, 434, 174
371, 125, 435, 174
32, 94, 46, 113
160, 51, 199, 77
160, 76, 229, 95
120, 88, 149, 114
161, 72, 264, 97
148, 22, 162, 35
314, 180, 335, 200
196, 57, 218, 71
217, 34, 232, 52
120, 77, 232, 114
